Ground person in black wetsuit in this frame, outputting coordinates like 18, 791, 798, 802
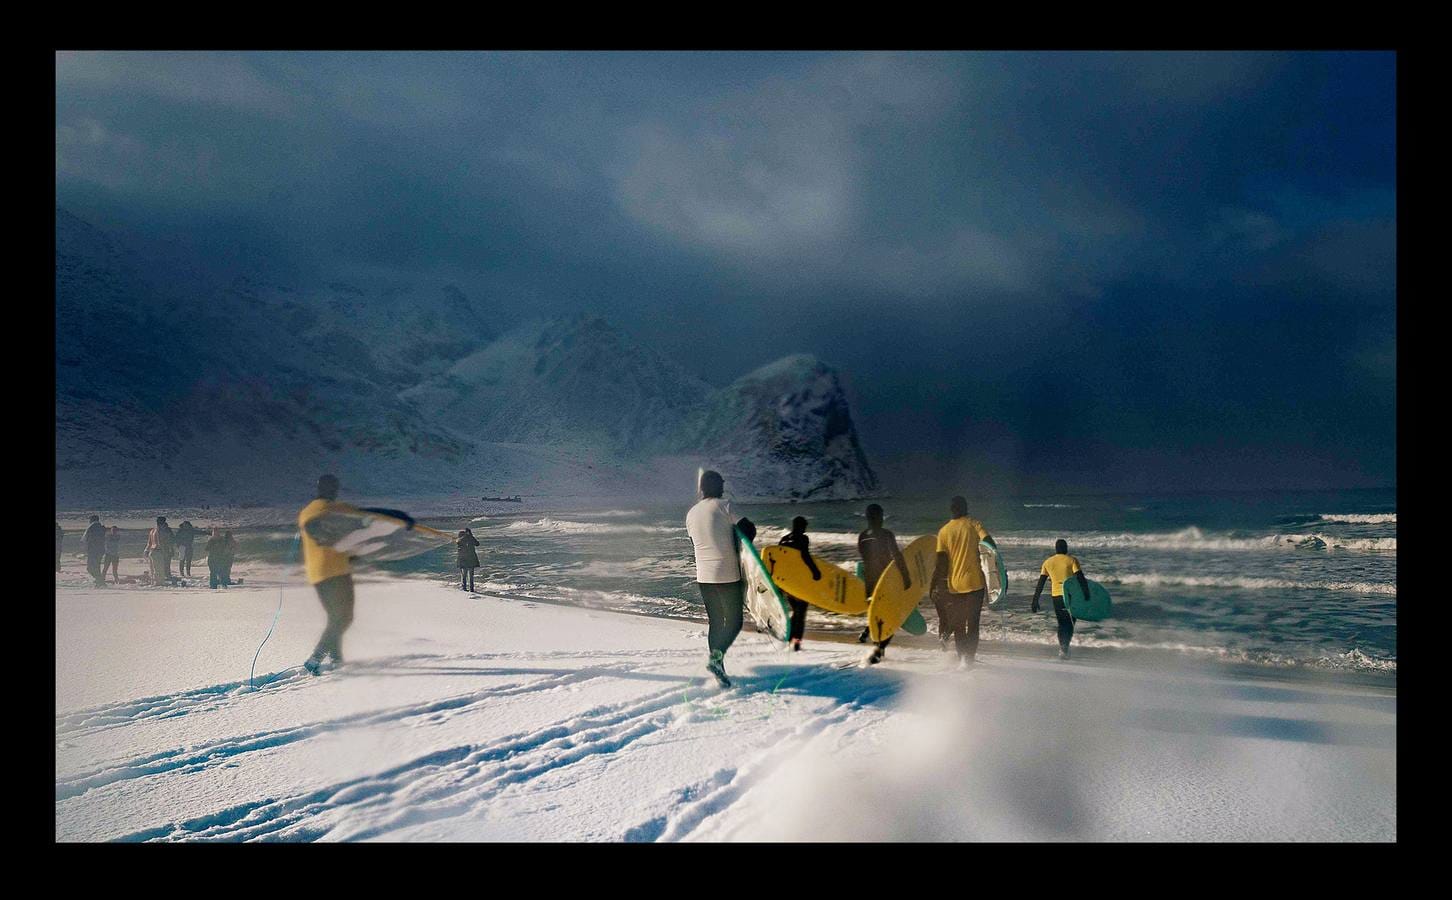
777, 516, 821, 652
855, 503, 911, 664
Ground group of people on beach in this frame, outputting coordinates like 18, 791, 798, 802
686, 469, 1092, 687
70, 470, 1088, 683
56, 515, 239, 589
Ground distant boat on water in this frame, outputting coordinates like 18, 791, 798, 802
481, 495, 523, 503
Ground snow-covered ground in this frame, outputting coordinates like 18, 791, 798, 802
56, 560, 1395, 842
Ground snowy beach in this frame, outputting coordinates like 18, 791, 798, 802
56, 563, 1395, 842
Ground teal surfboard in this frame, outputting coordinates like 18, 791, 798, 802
901, 608, 928, 635
1062, 577, 1113, 621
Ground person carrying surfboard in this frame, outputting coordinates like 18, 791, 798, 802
299, 474, 362, 676
1032, 539, 1090, 660
931, 496, 997, 669
777, 516, 822, 652
686, 469, 755, 687
855, 503, 910, 664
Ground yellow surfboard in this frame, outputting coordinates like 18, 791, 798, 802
760, 545, 869, 615
866, 535, 938, 642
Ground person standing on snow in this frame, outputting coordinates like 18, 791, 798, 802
457, 528, 480, 592
298, 475, 361, 675
686, 469, 754, 688
83, 515, 107, 587
103, 526, 121, 584
175, 520, 197, 577
146, 516, 176, 585
205, 527, 226, 589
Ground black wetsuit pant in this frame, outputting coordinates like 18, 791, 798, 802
935, 588, 986, 661
787, 597, 808, 642
86, 550, 104, 585
460, 567, 475, 591
178, 544, 193, 576
698, 580, 744, 657
310, 574, 355, 664
1052, 595, 1075, 651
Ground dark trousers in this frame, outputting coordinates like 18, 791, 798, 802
179, 544, 193, 575
310, 574, 356, 663
788, 597, 808, 642
934, 588, 986, 660
86, 550, 104, 585
1052, 595, 1076, 650
698, 581, 744, 657
460, 567, 475, 591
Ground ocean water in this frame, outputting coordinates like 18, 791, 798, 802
71, 488, 1396, 673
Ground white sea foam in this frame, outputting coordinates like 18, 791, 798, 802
1023, 503, 1079, 509
1316, 513, 1396, 524
1004, 570, 1397, 597
495, 518, 681, 536
993, 527, 1396, 553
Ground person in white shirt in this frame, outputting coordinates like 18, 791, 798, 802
685, 469, 753, 687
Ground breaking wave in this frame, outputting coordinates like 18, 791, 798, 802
1006, 570, 1396, 596
993, 527, 1395, 553
1316, 513, 1396, 524
495, 518, 680, 536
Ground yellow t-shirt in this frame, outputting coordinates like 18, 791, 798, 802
1040, 553, 1081, 597
298, 498, 356, 585
936, 516, 989, 593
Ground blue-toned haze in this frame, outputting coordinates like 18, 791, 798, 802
55, 51, 1395, 496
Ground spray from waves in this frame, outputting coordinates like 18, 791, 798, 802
754, 526, 866, 547
993, 527, 1395, 553
1316, 513, 1396, 525
492, 518, 681, 537
1007, 570, 1396, 596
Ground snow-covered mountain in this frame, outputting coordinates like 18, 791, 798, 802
676, 355, 880, 500
55, 209, 879, 507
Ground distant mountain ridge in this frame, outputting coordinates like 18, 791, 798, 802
55, 208, 879, 506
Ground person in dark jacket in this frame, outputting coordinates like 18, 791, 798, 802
56, 521, 64, 572
83, 515, 107, 587
205, 528, 226, 589
219, 530, 238, 586
777, 516, 822, 652
175, 521, 197, 577
457, 528, 481, 591
103, 526, 121, 584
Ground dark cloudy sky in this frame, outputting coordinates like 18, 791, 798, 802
55, 51, 1396, 494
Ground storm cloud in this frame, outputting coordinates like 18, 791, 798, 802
55, 50, 1396, 493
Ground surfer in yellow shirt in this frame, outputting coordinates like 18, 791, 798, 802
930, 496, 996, 669
298, 474, 361, 676
1032, 539, 1090, 660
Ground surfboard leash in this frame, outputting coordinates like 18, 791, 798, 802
249, 532, 302, 690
